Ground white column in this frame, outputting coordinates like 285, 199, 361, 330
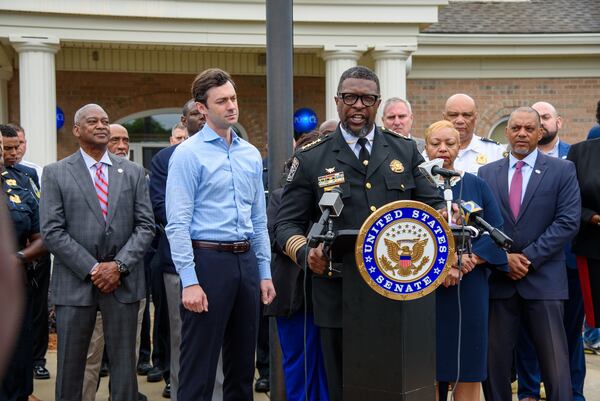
0, 70, 11, 124
321, 46, 366, 121
372, 46, 416, 120
10, 35, 60, 167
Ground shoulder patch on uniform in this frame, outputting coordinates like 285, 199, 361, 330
381, 127, 410, 140
298, 134, 332, 152
286, 157, 299, 182
480, 137, 500, 145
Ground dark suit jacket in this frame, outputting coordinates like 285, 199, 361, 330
149, 144, 179, 274
478, 152, 580, 300
40, 151, 155, 306
567, 138, 600, 259
13, 163, 40, 189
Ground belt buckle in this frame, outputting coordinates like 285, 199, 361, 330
232, 241, 246, 253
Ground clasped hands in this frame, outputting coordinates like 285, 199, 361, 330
443, 253, 483, 287
91, 261, 121, 293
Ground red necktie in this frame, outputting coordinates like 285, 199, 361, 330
94, 163, 108, 220
509, 160, 525, 219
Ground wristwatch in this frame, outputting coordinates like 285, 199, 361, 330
115, 260, 129, 276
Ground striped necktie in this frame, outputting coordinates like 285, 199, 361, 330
94, 162, 108, 220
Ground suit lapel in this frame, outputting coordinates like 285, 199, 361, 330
332, 129, 366, 175
67, 152, 105, 225
517, 153, 547, 222
495, 158, 513, 223
366, 127, 389, 180
106, 154, 124, 225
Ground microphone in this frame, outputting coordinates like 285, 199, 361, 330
418, 159, 461, 185
308, 186, 344, 248
318, 186, 344, 217
460, 201, 513, 250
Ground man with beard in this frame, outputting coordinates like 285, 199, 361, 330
515, 101, 586, 401
275, 66, 445, 401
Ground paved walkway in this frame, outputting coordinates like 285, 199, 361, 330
30, 350, 600, 400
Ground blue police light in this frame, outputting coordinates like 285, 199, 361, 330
293, 108, 318, 134
56, 106, 65, 130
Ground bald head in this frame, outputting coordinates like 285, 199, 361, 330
532, 101, 562, 147
108, 124, 130, 158
443, 94, 478, 148
181, 98, 205, 135
319, 119, 338, 135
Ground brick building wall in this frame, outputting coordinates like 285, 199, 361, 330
7, 72, 599, 160
407, 77, 600, 144
7, 71, 326, 160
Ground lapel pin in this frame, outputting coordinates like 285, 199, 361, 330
534, 169, 541, 174
117, 168, 124, 174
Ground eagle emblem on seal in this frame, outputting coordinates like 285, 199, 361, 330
379, 237, 430, 277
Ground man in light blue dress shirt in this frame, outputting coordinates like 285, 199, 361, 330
165, 68, 276, 401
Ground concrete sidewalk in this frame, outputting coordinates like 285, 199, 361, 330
30, 350, 600, 401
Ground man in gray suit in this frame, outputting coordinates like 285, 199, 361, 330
40, 104, 155, 401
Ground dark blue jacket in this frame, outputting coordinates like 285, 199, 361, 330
149, 144, 179, 274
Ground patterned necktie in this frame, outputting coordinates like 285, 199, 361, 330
94, 162, 108, 220
509, 160, 525, 219
357, 137, 370, 168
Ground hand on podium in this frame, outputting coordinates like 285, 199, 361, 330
308, 243, 329, 275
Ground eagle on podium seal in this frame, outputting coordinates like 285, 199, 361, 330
355, 200, 455, 301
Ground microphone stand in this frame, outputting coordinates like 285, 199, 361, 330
443, 176, 453, 227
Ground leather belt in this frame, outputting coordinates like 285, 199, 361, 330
191, 240, 250, 253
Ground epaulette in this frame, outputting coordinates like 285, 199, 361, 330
0, 171, 7, 177
381, 127, 410, 140
298, 133, 332, 152
480, 137, 501, 145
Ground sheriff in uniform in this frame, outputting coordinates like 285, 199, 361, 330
275, 66, 444, 401
454, 134, 506, 174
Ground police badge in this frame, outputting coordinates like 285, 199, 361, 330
355, 200, 455, 301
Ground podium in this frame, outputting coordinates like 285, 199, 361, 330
333, 230, 436, 401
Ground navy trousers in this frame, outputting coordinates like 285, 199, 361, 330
482, 295, 572, 401
516, 268, 586, 401
178, 249, 260, 401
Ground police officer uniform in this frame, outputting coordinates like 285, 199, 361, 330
454, 134, 506, 175
1, 170, 40, 401
275, 125, 444, 401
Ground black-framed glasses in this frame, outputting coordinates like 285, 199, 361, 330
337, 93, 380, 107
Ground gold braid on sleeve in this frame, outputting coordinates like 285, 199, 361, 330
284, 235, 308, 264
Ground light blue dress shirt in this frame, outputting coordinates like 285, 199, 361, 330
340, 125, 375, 158
80, 148, 112, 185
165, 125, 271, 288
508, 149, 538, 203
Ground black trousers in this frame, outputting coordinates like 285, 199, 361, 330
31, 255, 51, 367
151, 252, 170, 378
178, 248, 260, 401
255, 305, 269, 380
320, 327, 342, 401
138, 250, 153, 366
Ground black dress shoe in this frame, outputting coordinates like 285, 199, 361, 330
254, 377, 270, 393
33, 365, 50, 380
137, 392, 148, 401
162, 383, 171, 399
99, 361, 109, 377
147, 366, 163, 382
137, 362, 152, 375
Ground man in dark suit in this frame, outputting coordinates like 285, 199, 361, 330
275, 66, 445, 401
478, 107, 580, 401
40, 103, 155, 401
516, 102, 586, 401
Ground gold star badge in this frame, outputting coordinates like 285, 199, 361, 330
476, 153, 487, 165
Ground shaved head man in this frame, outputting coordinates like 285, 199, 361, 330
532, 101, 563, 155
442, 93, 505, 174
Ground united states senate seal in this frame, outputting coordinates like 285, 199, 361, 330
355, 200, 455, 301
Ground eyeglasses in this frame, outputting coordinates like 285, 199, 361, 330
337, 93, 380, 107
